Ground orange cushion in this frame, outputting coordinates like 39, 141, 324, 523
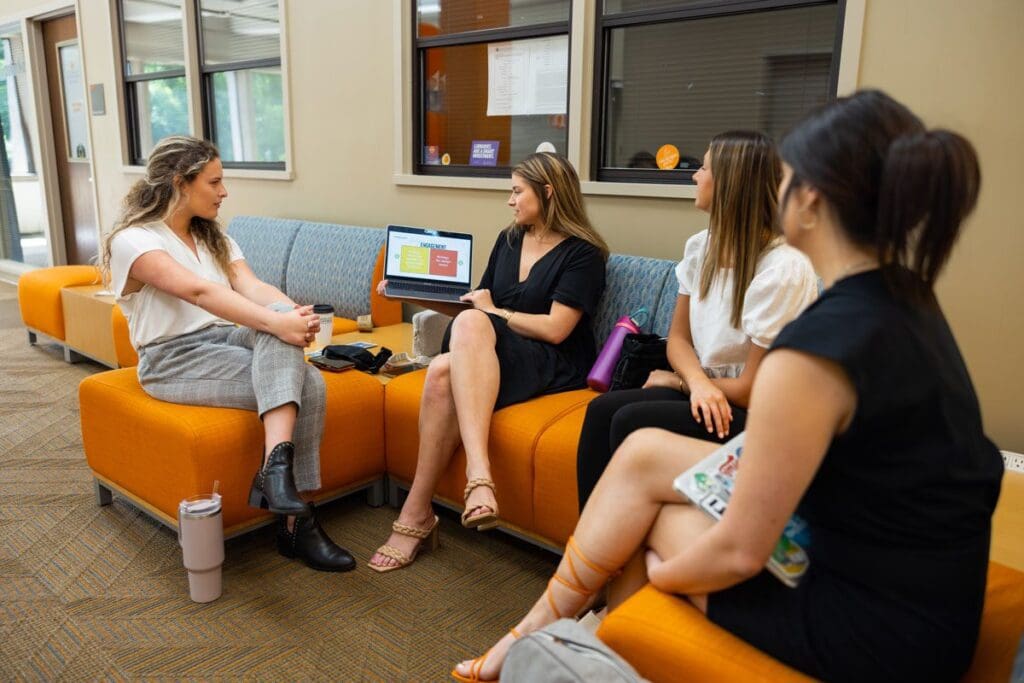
370, 245, 402, 326
110, 304, 138, 368
599, 563, 1024, 683
532, 397, 598, 544
80, 366, 385, 532
18, 265, 100, 340
384, 371, 592, 532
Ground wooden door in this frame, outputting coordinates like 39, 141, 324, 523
41, 14, 96, 265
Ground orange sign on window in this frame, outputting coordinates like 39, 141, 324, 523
656, 144, 680, 170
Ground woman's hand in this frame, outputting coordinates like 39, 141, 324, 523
643, 369, 683, 391
459, 288, 497, 314
271, 304, 320, 347
687, 376, 733, 439
376, 279, 388, 296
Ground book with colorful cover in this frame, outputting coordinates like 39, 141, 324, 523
672, 432, 811, 588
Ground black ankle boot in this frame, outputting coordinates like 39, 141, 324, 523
248, 442, 310, 516
276, 503, 356, 572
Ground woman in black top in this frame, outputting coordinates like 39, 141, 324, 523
452, 91, 1003, 683
369, 153, 608, 573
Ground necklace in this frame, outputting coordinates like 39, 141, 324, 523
836, 257, 878, 281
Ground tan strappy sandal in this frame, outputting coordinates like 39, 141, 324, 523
450, 628, 521, 683
367, 515, 439, 573
543, 535, 617, 619
461, 478, 499, 530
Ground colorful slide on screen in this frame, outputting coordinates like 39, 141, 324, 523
386, 231, 471, 283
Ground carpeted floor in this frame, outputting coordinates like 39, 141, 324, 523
0, 282, 558, 681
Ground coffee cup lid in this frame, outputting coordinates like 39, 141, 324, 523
179, 494, 221, 517
313, 304, 334, 314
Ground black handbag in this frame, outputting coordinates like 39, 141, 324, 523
323, 344, 393, 374
609, 333, 669, 391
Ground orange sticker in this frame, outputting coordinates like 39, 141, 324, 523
441, 153, 451, 166
656, 144, 679, 170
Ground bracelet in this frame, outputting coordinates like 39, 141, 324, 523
502, 308, 515, 322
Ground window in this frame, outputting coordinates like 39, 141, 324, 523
116, 0, 285, 169
198, 0, 284, 169
413, 0, 572, 177
119, 0, 190, 164
593, 0, 843, 184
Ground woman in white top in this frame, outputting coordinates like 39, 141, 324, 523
575, 131, 817, 510
101, 136, 353, 572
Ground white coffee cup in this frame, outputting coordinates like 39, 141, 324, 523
313, 304, 334, 348
178, 493, 224, 603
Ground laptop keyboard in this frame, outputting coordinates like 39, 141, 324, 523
388, 280, 468, 297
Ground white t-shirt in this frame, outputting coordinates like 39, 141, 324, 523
109, 221, 244, 348
675, 229, 818, 379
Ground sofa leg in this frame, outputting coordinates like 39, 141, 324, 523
94, 480, 113, 506
366, 478, 385, 507
63, 345, 85, 363
387, 478, 403, 508
27, 330, 37, 345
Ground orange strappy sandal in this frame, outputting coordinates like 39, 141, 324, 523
450, 628, 521, 683
461, 478, 499, 530
449, 536, 616, 682
367, 515, 439, 573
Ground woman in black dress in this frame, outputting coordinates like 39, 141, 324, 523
369, 153, 608, 572
452, 91, 1003, 683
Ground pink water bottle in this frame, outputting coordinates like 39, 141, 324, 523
587, 314, 641, 392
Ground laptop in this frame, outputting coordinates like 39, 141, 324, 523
383, 225, 473, 304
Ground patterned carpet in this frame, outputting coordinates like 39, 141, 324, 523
0, 283, 557, 681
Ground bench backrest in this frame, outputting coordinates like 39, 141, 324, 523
592, 254, 679, 347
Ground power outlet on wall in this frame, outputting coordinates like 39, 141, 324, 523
1003, 451, 1024, 473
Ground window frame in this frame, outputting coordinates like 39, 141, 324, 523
116, 3, 189, 167
591, 0, 846, 185
411, 1, 574, 178
194, 0, 285, 171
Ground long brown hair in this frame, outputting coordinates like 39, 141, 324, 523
698, 131, 781, 328
507, 152, 609, 260
100, 136, 231, 286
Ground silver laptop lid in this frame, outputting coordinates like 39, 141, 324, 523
385, 225, 473, 288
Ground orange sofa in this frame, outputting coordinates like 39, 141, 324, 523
77, 218, 401, 534
17, 264, 102, 362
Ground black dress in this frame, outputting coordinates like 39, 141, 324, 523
706, 269, 1003, 683
442, 229, 606, 410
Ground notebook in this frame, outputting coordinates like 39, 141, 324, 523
383, 225, 473, 305
672, 432, 811, 588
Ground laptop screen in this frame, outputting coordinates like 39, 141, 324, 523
385, 225, 473, 286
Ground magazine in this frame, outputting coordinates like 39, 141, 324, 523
672, 432, 811, 588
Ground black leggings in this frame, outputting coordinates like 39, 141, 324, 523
575, 387, 747, 511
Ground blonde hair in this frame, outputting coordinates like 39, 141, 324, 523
100, 136, 231, 285
698, 131, 781, 329
507, 152, 609, 260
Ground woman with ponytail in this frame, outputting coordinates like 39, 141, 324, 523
102, 136, 355, 573
451, 91, 1002, 683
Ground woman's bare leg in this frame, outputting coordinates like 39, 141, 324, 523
370, 354, 462, 568
447, 310, 501, 519
454, 429, 719, 679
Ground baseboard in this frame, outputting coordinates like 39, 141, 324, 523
1003, 451, 1024, 474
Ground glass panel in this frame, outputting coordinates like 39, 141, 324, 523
420, 37, 569, 169
122, 0, 185, 75
417, 0, 570, 38
200, 0, 281, 66
58, 43, 89, 161
0, 26, 47, 266
603, 0, 714, 14
132, 76, 190, 159
210, 67, 284, 163
602, 4, 837, 171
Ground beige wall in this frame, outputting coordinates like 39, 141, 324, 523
4, 0, 1021, 450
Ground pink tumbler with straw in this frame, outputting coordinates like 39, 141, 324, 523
587, 314, 641, 392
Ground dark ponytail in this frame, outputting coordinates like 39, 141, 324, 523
780, 90, 981, 298
877, 130, 980, 289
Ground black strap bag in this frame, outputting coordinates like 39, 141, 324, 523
323, 344, 393, 374
609, 333, 669, 391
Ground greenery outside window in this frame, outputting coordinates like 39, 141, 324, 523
413, 0, 572, 178
593, 0, 844, 185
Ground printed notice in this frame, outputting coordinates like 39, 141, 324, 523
487, 35, 568, 117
